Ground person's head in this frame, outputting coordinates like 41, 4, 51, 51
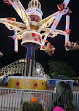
53, 81, 74, 111
20, 101, 48, 111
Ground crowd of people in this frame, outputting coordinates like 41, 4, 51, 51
19, 81, 74, 111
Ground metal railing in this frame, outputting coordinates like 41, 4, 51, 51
0, 88, 53, 111
73, 91, 79, 111
0, 88, 79, 111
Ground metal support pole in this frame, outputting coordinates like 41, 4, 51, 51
25, 43, 35, 76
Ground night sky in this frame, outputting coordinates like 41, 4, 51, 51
0, 0, 79, 76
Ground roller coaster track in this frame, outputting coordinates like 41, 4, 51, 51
0, 59, 45, 79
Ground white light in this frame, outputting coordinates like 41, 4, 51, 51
36, 68, 40, 73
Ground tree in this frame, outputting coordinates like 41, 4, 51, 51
48, 60, 76, 78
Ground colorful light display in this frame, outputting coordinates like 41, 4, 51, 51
0, 0, 79, 76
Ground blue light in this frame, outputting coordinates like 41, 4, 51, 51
26, 9, 29, 12
36, 9, 41, 13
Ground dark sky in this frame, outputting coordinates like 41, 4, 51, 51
0, 0, 79, 75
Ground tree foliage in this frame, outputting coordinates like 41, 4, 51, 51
48, 60, 76, 78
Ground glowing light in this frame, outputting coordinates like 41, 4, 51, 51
65, 34, 69, 43
65, 15, 70, 43
14, 31, 18, 52
49, 12, 63, 34
66, 15, 70, 30
36, 68, 40, 73
64, 0, 70, 8
14, 38, 18, 52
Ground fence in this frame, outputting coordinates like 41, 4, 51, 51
0, 88, 79, 111
73, 91, 79, 111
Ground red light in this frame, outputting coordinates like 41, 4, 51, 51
32, 33, 36, 37
16, 81, 20, 86
3, 0, 11, 5
34, 83, 37, 87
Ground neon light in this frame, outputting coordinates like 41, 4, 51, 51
65, 34, 69, 43
14, 31, 18, 52
66, 15, 70, 30
36, 9, 41, 13
49, 12, 63, 34
65, 15, 70, 43
26, 9, 29, 12
14, 38, 18, 52
64, 0, 70, 8
26, 8, 42, 17
13, 3, 21, 17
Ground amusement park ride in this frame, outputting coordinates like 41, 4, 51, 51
0, 0, 79, 89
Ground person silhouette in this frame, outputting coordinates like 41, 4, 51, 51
53, 81, 74, 111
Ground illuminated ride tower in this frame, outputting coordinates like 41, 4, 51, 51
22, 0, 42, 77
0, 0, 47, 90
0, 0, 79, 89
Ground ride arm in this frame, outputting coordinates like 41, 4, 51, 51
65, 14, 70, 46
9, 31, 25, 52
48, 9, 67, 35
41, 28, 66, 37
0, 18, 26, 32
38, 11, 59, 32
38, 0, 70, 33
42, 0, 70, 42
7, 0, 30, 29
64, 0, 70, 8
